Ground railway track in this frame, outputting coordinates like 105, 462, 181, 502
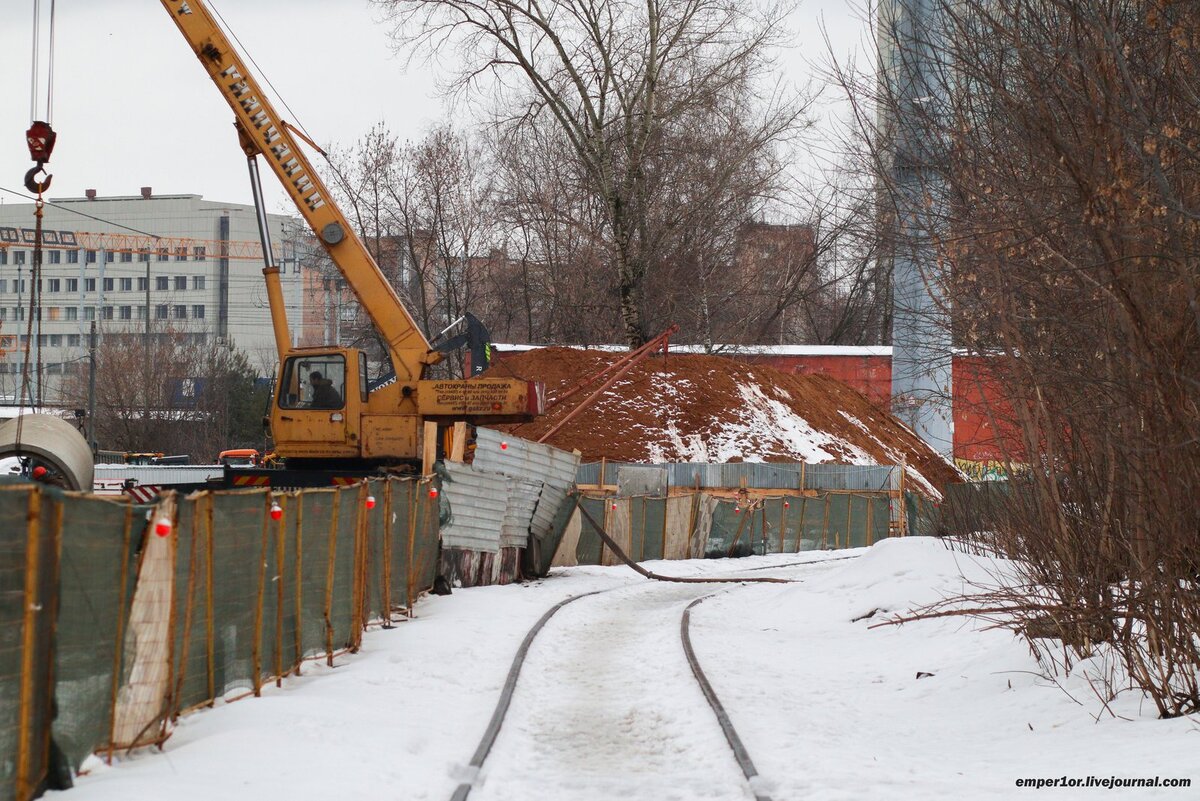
448, 502, 858, 801
447, 555, 849, 801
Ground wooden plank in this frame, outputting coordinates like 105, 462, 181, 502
449, 421, 467, 462
422, 421, 438, 476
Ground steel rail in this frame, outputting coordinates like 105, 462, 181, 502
682, 594, 773, 801
448, 588, 610, 801
450, 509, 851, 799
449, 583, 780, 801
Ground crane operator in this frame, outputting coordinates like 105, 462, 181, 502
308, 372, 343, 408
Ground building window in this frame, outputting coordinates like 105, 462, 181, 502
0, 251, 6, 266
66, 278, 78, 292
66, 307, 77, 321
105, 251, 115, 263
0, 280, 7, 293
103, 278, 114, 292
48, 251, 60, 264
192, 304, 205, 319
47, 278, 60, 293
155, 276, 169, 291
102, 306, 114, 320
173, 305, 187, 319
15, 251, 26, 265
136, 306, 146, 319
175, 247, 188, 262
0, 308, 5, 321
157, 247, 169, 262
155, 305, 168, 319
67, 250, 79, 264
192, 275, 206, 291
85, 278, 96, 292
85, 250, 96, 264
174, 276, 187, 291
84, 307, 95, 321
67, 334, 80, 347
49, 334, 62, 347
17, 279, 26, 293
47, 307, 61, 321
193, 246, 206, 261
15, 307, 24, 321
137, 277, 148, 291
119, 306, 132, 320
120, 277, 133, 292
120, 251, 133, 263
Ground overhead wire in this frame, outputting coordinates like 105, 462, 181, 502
206, 1, 320, 148
205, 1, 362, 209
0, 186, 167, 239
29, 0, 39, 121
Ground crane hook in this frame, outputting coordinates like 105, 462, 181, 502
25, 164, 52, 194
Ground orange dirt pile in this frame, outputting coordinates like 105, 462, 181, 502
484, 347, 961, 495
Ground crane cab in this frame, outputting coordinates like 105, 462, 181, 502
272, 349, 366, 460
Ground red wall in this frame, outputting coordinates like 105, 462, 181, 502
757, 353, 1020, 461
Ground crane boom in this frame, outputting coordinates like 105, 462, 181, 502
158, 0, 431, 380
158, 0, 541, 467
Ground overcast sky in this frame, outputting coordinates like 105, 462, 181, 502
1, 0, 872, 221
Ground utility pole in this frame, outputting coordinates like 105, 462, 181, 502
144, 249, 151, 425
15, 262, 22, 406
88, 321, 97, 453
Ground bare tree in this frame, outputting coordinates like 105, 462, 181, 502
61, 328, 268, 460
326, 123, 502, 378
859, 0, 1200, 716
375, 0, 807, 347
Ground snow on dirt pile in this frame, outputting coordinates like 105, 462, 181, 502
487, 347, 960, 494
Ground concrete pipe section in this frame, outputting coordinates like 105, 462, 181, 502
0, 414, 94, 491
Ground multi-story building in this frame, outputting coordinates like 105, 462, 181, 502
0, 191, 306, 402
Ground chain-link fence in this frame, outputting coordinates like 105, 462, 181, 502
0, 475, 439, 801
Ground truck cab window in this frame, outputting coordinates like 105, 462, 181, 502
279, 355, 346, 410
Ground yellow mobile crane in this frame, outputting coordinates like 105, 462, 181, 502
158, 0, 542, 474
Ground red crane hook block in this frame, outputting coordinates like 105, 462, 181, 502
25, 121, 57, 194
26, 121, 56, 162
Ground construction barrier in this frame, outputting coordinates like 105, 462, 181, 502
557, 490, 907, 567
0, 476, 439, 801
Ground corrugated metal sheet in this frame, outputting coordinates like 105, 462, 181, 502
575, 462, 604, 486
577, 461, 900, 492
530, 484, 567, 542
618, 465, 667, 497
93, 464, 224, 488
439, 461, 507, 553
474, 428, 580, 488
804, 464, 899, 491
661, 462, 805, 490
501, 478, 542, 548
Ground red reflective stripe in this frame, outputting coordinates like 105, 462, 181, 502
232, 475, 270, 486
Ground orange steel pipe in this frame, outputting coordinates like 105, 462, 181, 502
537, 325, 678, 444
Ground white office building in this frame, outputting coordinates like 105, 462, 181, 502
0, 191, 306, 402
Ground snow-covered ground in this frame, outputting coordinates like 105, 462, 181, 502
63, 539, 1197, 801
